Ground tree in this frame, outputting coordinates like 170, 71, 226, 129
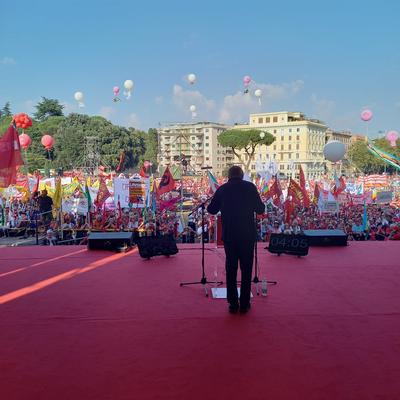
34, 97, 64, 121
217, 128, 275, 171
142, 128, 159, 168
2, 102, 12, 117
348, 140, 384, 174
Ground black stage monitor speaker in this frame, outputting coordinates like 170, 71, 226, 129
303, 229, 348, 246
136, 234, 179, 259
88, 232, 134, 251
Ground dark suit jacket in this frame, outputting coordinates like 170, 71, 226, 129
207, 178, 265, 242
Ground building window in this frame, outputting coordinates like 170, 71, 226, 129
280, 136, 284, 141
206, 157, 209, 160
288, 144, 292, 150
258, 117, 263, 123
273, 129, 277, 134
205, 150, 209, 154
205, 129, 209, 132
288, 153, 291, 159
266, 117, 270, 123
273, 154, 276, 159
273, 145, 276, 150
205, 136, 209, 139
297, 128, 300, 132
289, 129, 292, 133
205, 143, 209, 147
297, 135, 300, 140
280, 153, 283, 160
296, 144, 299, 150
281, 145, 284, 150
273, 116, 278, 123
296, 153, 299, 159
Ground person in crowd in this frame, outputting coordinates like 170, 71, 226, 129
37, 189, 53, 228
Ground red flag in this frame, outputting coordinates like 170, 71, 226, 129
298, 165, 310, 207
115, 152, 125, 172
95, 178, 111, 207
333, 176, 346, 198
266, 176, 283, 207
287, 178, 304, 206
157, 167, 175, 196
0, 125, 24, 187
139, 160, 152, 178
299, 165, 306, 191
284, 199, 295, 223
32, 172, 41, 194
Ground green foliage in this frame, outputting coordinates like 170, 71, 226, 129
0, 116, 13, 133
141, 128, 159, 168
53, 114, 146, 172
217, 129, 275, 171
1, 102, 12, 117
348, 138, 400, 174
34, 97, 64, 121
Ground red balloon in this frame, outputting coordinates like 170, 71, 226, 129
19, 134, 32, 150
41, 134, 54, 150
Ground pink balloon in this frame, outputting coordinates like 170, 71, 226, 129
361, 109, 373, 122
113, 86, 120, 95
243, 75, 251, 86
386, 130, 399, 147
19, 133, 32, 150
41, 134, 54, 150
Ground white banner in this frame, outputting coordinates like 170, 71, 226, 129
62, 197, 89, 215
113, 177, 145, 208
321, 200, 338, 213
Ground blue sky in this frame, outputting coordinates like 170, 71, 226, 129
1, 0, 400, 137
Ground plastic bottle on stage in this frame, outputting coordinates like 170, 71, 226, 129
261, 278, 267, 297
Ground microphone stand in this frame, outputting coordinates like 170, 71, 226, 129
252, 215, 277, 295
180, 196, 223, 296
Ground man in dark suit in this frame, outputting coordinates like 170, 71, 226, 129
207, 166, 265, 313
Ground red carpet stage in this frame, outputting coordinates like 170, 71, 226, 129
1, 242, 400, 400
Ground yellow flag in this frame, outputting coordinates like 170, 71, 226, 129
53, 178, 62, 211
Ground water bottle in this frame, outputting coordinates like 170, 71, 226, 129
261, 278, 267, 297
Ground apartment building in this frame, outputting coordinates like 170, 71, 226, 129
233, 111, 329, 179
157, 122, 233, 176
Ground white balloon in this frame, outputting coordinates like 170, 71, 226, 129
124, 80, 134, 90
189, 105, 196, 112
323, 141, 346, 162
187, 74, 196, 84
254, 89, 262, 98
74, 91, 83, 101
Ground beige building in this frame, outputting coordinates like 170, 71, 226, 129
325, 129, 353, 175
234, 111, 328, 179
157, 122, 233, 176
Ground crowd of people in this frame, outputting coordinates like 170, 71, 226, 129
1, 184, 400, 245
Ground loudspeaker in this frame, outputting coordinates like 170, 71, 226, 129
88, 232, 134, 251
136, 234, 179, 259
303, 229, 348, 246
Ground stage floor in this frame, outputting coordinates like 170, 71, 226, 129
1, 242, 400, 400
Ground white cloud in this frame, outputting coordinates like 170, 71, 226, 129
310, 94, 336, 121
218, 80, 305, 124
0, 57, 16, 65
172, 84, 216, 117
61, 101, 76, 114
99, 106, 116, 119
126, 113, 140, 127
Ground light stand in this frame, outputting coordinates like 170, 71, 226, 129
180, 199, 222, 296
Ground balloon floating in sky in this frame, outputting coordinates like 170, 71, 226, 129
19, 133, 32, 150
254, 89, 263, 105
74, 91, 84, 108
243, 75, 251, 93
190, 105, 197, 119
123, 80, 134, 99
113, 86, 121, 102
323, 141, 346, 162
13, 113, 32, 130
386, 130, 399, 147
361, 109, 373, 122
187, 74, 196, 85
41, 134, 54, 150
